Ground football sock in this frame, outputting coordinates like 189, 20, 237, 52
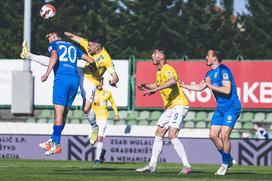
149, 136, 163, 168
222, 151, 231, 165
87, 111, 98, 129
51, 125, 64, 144
28, 53, 50, 66
171, 138, 191, 168
95, 142, 103, 160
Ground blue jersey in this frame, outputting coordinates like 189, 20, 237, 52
48, 40, 84, 77
205, 64, 241, 109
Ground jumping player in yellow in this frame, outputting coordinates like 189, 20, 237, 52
136, 49, 192, 174
64, 32, 119, 144
91, 78, 120, 163
20, 33, 119, 144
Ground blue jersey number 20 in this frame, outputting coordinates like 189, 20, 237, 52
59, 45, 77, 63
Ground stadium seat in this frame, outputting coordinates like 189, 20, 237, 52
26, 117, 35, 123
150, 111, 161, 121
243, 122, 253, 129
107, 119, 114, 125
230, 132, 240, 138
149, 120, 157, 126
39, 110, 53, 118
184, 111, 195, 121
137, 111, 150, 121
241, 112, 253, 122
184, 121, 194, 128
72, 110, 84, 119
81, 118, 89, 124
253, 112, 265, 122
234, 122, 242, 129
195, 111, 207, 121
138, 119, 149, 126
127, 119, 137, 125
207, 111, 214, 121
195, 121, 206, 128
69, 119, 80, 124
108, 110, 115, 120
265, 113, 272, 123
127, 111, 138, 121
119, 110, 128, 120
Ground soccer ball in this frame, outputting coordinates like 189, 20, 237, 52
40, 4, 56, 19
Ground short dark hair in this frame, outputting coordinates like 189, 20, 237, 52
156, 47, 169, 59
212, 50, 223, 63
253, 122, 261, 127
88, 36, 104, 46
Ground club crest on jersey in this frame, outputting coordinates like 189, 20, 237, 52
223, 73, 229, 80
214, 72, 218, 78
227, 115, 232, 121
167, 71, 172, 76
48, 46, 52, 52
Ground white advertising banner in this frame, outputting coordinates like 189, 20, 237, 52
0, 59, 129, 107
0, 60, 24, 105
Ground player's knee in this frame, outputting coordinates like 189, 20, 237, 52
221, 133, 230, 142
168, 133, 176, 140
209, 133, 217, 140
83, 108, 90, 114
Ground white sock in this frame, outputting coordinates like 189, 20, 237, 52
171, 138, 191, 168
149, 136, 163, 168
87, 111, 97, 128
28, 53, 50, 66
95, 142, 103, 160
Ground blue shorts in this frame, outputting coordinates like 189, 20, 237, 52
210, 108, 241, 128
53, 75, 79, 108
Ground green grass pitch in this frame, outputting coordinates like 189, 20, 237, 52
0, 159, 271, 181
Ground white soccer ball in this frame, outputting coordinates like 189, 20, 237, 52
40, 4, 56, 19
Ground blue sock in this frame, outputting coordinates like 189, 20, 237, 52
222, 151, 231, 165
51, 125, 64, 144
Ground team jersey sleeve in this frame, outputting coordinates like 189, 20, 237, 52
221, 68, 231, 81
162, 66, 177, 81
47, 43, 57, 56
104, 49, 116, 74
108, 91, 118, 115
79, 38, 89, 53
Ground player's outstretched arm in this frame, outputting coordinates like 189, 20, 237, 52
180, 79, 207, 91
143, 78, 176, 96
64, 32, 81, 43
109, 72, 119, 87
82, 54, 95, 64
138, 83, 157, 91
41, 50, 58, 82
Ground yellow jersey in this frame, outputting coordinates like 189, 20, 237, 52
79, 38, 116, 86
92, 89, 119, 121
155, 64, 189, 109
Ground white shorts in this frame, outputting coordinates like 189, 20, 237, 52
77, 68, 96, 103
157, 105, 189, 129
97, 120, 108, 137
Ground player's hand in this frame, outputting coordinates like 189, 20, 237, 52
143, 89, 157, 96
109, 80, 117, 87
138, 83, 145, 90
114, 115, 120, 122
205, 77, 212, 88
41, 74, 48, 82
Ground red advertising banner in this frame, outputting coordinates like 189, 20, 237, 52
135, 61, 272, 109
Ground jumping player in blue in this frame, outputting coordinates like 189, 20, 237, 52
39, 31, 96, 156
180, 50, 241, 175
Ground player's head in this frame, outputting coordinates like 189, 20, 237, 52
87, 36, 103, 54
97, 77, 104, 90
253, 123, 260, 131
151, 48, 167, 65
205, 50, 223, 66
46, 31, 61, 43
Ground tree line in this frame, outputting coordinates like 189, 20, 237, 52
0, 0, 271, 59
